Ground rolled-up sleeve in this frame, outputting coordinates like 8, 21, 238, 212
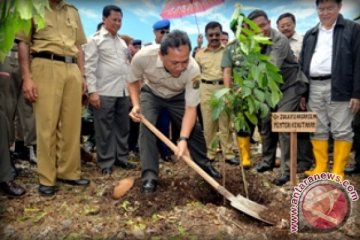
84, 38, 99, 93
128, 51, 144, 83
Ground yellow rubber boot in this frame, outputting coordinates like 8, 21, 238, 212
332, 140, 352, 180
237, 137, 251, 169
304, 139, 328, 176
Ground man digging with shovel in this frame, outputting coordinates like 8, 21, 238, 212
127, 30, 221, 194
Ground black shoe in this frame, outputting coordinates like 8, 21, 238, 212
274, 175, 289, 186
201, 162, 222, 179
38, 184, 57, 196
142, 179, 157, 193
57, 178, 90, 186
345, 164, 360, 175
225, 158, 239, 165
115, 161, 136, 169
0, 181, 26, 196
101, 167, 112, 175
255, 162, 274, 173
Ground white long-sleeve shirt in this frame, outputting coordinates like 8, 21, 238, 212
84, 27, 130, 97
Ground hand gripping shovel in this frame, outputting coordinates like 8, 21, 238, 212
141, 116, 274, 225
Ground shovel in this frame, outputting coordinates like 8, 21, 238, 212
141, 116, 274, 225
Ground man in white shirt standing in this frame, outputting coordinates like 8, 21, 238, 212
85, 5, 135, 175
276, 12, 303, 61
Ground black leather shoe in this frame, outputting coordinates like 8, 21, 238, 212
38, 184, 57, 196
274, 175, 289, 186
142, 179, 157, 193
114, 161, 136, 169
57, 178, 90, 186
225, 158, 239, 165
345, 164, 360, 175
101, 167, 112, 175
0, 181, 26, 196
255, 162, 274, 173
201, 163, 222, 179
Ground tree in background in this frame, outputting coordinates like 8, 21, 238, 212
0, 0, 48, 62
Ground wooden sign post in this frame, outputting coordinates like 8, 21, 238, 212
271, 112, 317, 185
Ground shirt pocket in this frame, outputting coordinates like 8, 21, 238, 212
65, 10, 78, 39
35, 20, 56, 41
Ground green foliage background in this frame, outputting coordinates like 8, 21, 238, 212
0, 0, 48, 62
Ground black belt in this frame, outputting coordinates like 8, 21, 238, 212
32, 52, 77, 64
201, 79, 224, 85
310, 75, 331, 80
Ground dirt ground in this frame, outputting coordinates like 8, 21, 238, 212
0, 147, 359, 240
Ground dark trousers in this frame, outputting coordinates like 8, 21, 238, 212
128, 117, 140, 153
93, 96, 130, 169
156, 108, 172, 158
0, 55, 36, 146
0, 111, 16, 182
277, 86, 313, 176
140, 86, 209, 181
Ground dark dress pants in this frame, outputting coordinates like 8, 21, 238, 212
0, 111, 16, 182
94, 96, 130, 169
139, 86, 209, 181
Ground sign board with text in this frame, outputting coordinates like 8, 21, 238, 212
272, 112, 317, 133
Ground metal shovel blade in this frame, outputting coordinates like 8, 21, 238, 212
141, 116, 274, 225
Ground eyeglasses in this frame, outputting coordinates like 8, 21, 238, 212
207, 33, 221, 38
160, 29, 170, 34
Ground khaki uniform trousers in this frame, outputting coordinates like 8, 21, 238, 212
31, 58, 82, 186
200, 82, 234, 160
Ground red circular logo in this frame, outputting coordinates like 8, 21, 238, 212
300, 182, 351, 231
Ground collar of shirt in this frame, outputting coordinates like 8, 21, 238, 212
319, 20, 337, 32
99, 26, 121, 39
203, 44, 224, 53
52, 0, 67, 10
290, 32, 302, 42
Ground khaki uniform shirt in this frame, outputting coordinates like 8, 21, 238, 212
128, 44, 201, 107
17, 1, 87, 57
195, 45, 225, 80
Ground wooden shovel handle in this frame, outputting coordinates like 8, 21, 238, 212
141, 116, 234, 200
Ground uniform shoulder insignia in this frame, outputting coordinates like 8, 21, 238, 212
192, 75, 201, 89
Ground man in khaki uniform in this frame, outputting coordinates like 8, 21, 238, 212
195, 21, 238, 165
17, 0, 89, 196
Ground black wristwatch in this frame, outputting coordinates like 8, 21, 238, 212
178, 136, 189, 142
